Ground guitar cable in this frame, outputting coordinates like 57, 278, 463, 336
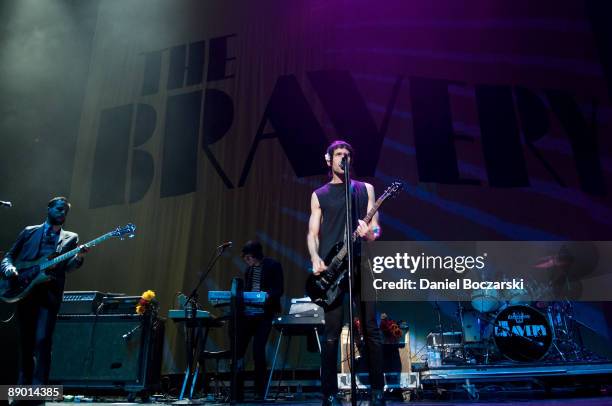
83, 301, 104, 383
0, 274, 16, 323
1, 269, 16, 323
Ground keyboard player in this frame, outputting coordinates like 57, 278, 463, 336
237, 240, 284, 400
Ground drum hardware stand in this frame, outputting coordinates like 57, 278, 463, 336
550, 341, 567, 361
547, 305, 568, 361
539, 249, 583, 361
462, 379, 478, 401
433, 301, 447, 364
459, 307, 493, 365
569, 315, 601, 361
546, 300, 587, 361
456, 302, 470, 363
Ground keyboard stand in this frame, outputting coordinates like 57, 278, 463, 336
169, 311, 222, 401
264, 320, 322, 400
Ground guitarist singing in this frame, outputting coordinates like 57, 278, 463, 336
1, 197, 89, 388
307, 141, 385, 406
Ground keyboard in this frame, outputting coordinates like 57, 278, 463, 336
208, 291, 268, 316
207, 291, 267, 305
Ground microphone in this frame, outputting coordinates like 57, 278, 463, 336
122, 324, 141, 341
217, 241, 233, 250
95, 302, 105, 314
0, 201, 12, 208
340, 156, 348, 170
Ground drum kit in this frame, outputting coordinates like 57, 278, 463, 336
427, 256, 593, 366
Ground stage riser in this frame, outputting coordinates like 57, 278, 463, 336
421, 361, 612, 382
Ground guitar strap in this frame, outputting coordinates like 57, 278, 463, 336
354, 181, 363, 226
36, 224, 46, 255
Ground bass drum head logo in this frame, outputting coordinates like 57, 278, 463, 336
493, 304, 552, 362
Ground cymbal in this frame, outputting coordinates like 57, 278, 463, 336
533, 256, 572, 270
533, 242, 600, 281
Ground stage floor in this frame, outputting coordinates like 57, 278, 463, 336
40, 398, 612, 405
40, 361, 612, 405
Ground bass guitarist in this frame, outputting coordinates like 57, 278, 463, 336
1, 196, 89, 389
307, 141, 385, 406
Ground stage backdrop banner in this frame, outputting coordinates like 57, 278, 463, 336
66, 0, 612, 371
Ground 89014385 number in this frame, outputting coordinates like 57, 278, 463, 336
1, 385, 63, 400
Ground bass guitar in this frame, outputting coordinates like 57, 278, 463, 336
305, 182, 402, 308
0, 223, 136, 303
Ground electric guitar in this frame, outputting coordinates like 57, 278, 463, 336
305, 182, 402, 308
0, 223, 136, 303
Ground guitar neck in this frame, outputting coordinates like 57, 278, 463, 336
350, 196, 385, 243
335, 196, 387, 260
41, 232, 114, 271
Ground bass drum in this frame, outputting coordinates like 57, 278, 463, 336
493, 305, 552, 362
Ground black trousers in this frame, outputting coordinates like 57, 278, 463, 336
320, 290, 384, 396
235, 314, 274, 397
16, 286, 61, 385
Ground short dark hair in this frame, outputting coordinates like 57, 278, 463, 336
48, 196, 71, 211
241, 240, 264, 260
325, 140, 354, 162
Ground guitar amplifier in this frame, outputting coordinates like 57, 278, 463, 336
49, 313, 164, 392
100, 296, 141, 315
59, 291, 128, 315
59, 291, 106, 315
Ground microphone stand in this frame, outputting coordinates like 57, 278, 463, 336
179, 243, 230, 400
342, 157, 358, 406
186, 243, 230, 311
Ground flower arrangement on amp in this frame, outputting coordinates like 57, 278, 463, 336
380, 313, 403, 344
136, 289, 158, 315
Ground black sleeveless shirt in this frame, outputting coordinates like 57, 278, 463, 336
314, 180, 369, 260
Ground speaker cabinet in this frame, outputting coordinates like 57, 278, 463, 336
49, 314, 164, 392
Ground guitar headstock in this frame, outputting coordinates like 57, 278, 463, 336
381, 181, 403, 201
112, 223, 136, 240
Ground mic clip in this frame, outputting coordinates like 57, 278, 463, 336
216, 241, 233, 251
